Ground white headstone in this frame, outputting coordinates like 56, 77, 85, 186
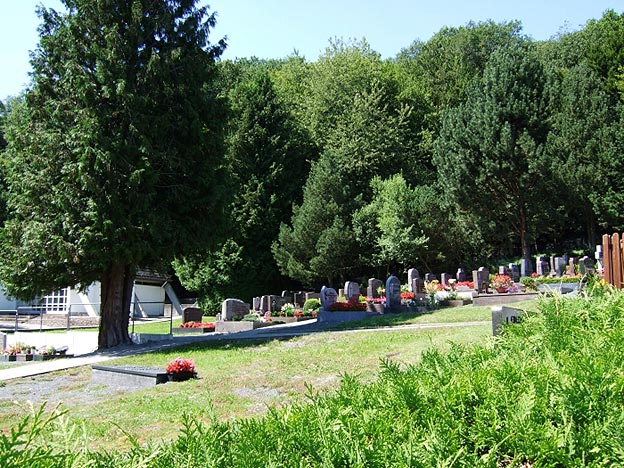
492, 306, 524, 336
407, 268, 420, 292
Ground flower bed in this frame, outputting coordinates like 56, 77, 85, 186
326, 301, 367, 312
174, 321, 215, 333
1, 344, 70, 361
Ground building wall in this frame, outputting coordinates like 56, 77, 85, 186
0, 282, 167, 317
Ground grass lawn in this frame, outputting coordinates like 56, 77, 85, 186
0, 322, 492, 450
0, 298, 543, 449
332, 298, 540, 329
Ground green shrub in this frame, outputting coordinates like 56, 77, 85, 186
519, 276, 538, 291
302, 298, 321, 314
535, 275, 583, 284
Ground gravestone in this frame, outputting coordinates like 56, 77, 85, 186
472, 268, 490, 293
281, 291, 293, 303
272, 296, 289, 311
182, 307, 203, 323
412, 278, 425, 295
536, 256, 549, 276
579, 256, 595, 275
491, 306, 524, 336
555, 257, 566, 277
456, 268, 467, 282
252, 297, 260, 311
508, 263, 520, 283
566, 257, 577, 276
259, 295, 271, 313
367, 278, 384, 298
440, 273, 450, 286
407, 268, 420, 292
549, 256, 557, 276
305, 292, 320, 302
520, 257, 533, 277
344, 281, 360, 302
293, 292, 305, 306
320, 286, 338, 309
498, 265, 509, 276
595, 245, 603, 273
221, 299, 249, 321
0, 332, 6, 353
424, 273, 436, 282
562, 254, 569, 268
385, 276, 402, 311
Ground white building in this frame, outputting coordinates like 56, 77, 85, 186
0, 270, 182, 318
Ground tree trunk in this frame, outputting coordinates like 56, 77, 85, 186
584, 202, 597, 248
520, 208, 531, 261
98, 263, 135, 349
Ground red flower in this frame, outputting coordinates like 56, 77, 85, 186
327, 301, 367, 312
400, 292, 415, 300
166, 357, 196, 375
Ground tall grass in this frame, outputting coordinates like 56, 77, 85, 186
6, 289, 624, 466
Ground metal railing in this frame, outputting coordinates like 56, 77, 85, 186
0, 300, 180, 333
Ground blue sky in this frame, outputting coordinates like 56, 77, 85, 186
1, 0, 622, 100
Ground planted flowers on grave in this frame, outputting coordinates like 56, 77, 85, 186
326, 299, 367, 312
166, 357, 198, 382
179, 321, 215, 331
490, 274, 515, 293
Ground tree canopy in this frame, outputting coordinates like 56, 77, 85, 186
1, 0, 227, 348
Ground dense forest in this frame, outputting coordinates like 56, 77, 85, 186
176, 11, 624, 309
2, 6, 624, 312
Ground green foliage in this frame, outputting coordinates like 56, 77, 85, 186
402, 20, 524, 110
353, 174, 428, 272
0, 404, 76, 468
274, 75, 420, 286
519, 276, 538, 291
0, 0, 227, 348
175, 65, 314, 305
583, 10, 624, 98
434, 40, 554, 259
8, 294, 624, 465
302, 298, 321, 313
546, 62, 624, 240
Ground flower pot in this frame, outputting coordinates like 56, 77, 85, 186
495, 287, 508, 293
167, 371, 197, 382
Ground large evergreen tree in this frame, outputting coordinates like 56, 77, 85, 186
175, 66, 314, 307
434, 41, 553, 260
1, 0, 226, 348
547, 63, 624, 240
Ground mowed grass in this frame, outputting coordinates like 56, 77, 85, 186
81, 325, 492, 450
0, 315, 494, 449
0, 300, 539, 449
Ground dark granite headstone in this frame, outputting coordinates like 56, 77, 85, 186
386, 276, 402, 311
367, 278, 384, 298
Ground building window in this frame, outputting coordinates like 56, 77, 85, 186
41, 288, 69, 313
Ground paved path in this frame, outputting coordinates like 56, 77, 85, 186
0, 320, 490, 382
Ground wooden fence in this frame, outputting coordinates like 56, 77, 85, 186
603, 233, 624, 289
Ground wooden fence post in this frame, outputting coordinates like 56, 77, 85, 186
613, 233, 622, 289
603, 234, 612, 286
